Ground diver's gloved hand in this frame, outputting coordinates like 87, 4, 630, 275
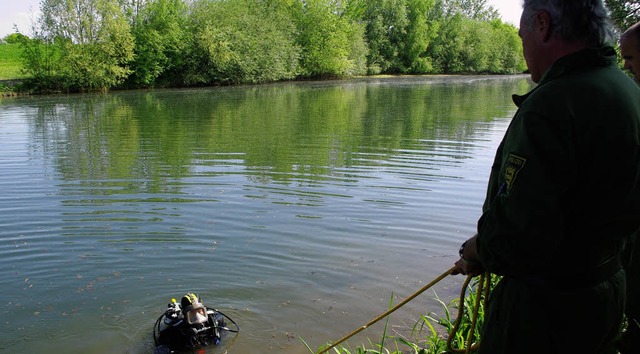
153, 345, 173, 354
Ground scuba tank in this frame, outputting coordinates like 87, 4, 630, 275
153, 293, 239, 353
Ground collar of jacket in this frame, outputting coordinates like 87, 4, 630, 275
511, 46, 617, 107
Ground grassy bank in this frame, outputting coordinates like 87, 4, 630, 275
0, 43, 28, 96
0, 43, 28, 80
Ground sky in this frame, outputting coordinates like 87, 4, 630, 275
0, 0, 40, 38
487, 0, 523, 26
0, 0, 523, 39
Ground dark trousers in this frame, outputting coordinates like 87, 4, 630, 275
479, 270, 626, 354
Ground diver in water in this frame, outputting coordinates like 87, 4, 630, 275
153, 293, 239, 353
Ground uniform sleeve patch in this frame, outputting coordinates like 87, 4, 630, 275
504, 154, 526, 194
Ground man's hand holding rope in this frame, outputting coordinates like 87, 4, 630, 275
453, 234, 485, 276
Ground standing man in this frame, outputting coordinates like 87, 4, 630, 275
454, 1, 640, 354
618, 21, 640, 354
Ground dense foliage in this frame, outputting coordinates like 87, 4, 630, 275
606, 0, 640, 31
13, 0, 527, 92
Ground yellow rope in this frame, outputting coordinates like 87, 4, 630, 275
317, 266, 456, 354
446, 272, 491, 354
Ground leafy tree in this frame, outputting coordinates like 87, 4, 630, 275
18, 35, 64, 90
2, 33, 29, 44
29, 0, 135, 91
340, 0, 370, 76
605, 0, 640, 31
189, 0, 301, 84
426, 1, 524, 74
427, 12, 465, 73
403, 0, 438, 73
294, 0, 367, 77
487, 19, 526, 74
126, 0, 189, 87
362, 0, 441, 74
119, 0, 149, 20
460, 18, 493, 72
341, 0, 367, 20
442, 0, 499, 21
363, 0, 410, 74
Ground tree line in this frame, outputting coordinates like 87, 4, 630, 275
11, 0, 527, 92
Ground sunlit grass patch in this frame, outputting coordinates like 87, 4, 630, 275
0, 43, 28, 80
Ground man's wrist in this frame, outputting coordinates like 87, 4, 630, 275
458, 241, 467, 259
459, 238, 479, 264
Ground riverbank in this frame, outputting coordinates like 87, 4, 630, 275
0, 79, 27, 97
0, 74, 530, 99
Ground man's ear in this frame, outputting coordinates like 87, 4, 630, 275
535, 11, 552, 42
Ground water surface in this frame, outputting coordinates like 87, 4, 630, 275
0, 75, 532, 353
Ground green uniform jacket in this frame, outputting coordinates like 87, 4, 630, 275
477, 47, 640, 277
476, 47, 640, 354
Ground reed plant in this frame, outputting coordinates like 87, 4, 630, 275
306, 275, 499, 354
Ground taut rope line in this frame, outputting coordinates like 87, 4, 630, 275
317, 265, 456, 354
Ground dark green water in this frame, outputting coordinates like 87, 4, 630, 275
0, 75, 532, 353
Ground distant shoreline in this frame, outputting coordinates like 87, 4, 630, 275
1, 73, 531, 98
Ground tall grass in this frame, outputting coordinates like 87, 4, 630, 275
0, 43, 27, 80
304, 275, 498, 354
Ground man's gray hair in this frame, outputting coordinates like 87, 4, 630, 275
522, 0, 614, 46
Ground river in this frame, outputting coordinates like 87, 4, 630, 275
0, 75, 532, 353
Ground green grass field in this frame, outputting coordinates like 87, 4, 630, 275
0, 43, 28, 80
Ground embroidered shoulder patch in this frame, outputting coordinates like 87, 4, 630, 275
504, 154, 526, 194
